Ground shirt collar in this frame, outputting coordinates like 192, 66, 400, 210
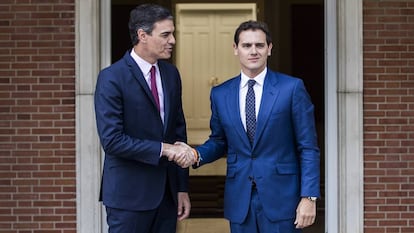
240, 67, 267, 88
130, 49, 158, 76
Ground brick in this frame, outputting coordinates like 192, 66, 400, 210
364, 2, 414, 226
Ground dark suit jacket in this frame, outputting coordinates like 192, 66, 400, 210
94, 51, 188, 211
196, 69, 320, 223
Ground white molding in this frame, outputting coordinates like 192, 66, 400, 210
101, 0, 111, 69
75, 0, 103, 232
99, 0, 111, 231
327, 0, 364, 232
325, 0, 339, 232
338, 0, 364, 231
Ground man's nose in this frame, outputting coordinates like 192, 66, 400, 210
250, 46, 258, 54
169, 34, 176, 44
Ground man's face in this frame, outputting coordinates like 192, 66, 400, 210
233, 29, 272, 78
141, 19, 175, 63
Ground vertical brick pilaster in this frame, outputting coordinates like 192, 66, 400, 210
0, 1, 76, 232
364, 1, 414, 233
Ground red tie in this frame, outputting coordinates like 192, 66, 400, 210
150, 66, 160, 111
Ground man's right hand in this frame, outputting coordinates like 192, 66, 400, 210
161, 142, 196, 168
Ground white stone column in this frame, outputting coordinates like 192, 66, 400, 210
325, 0, 339, 231
337, 0, 364, 232
75, 0, 103, 232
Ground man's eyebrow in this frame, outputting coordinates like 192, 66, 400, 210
240, 42, 265, 45
159, 30, 173, 35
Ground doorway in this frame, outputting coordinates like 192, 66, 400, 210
109, 1, 325, 233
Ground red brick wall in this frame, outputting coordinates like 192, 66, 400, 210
0, 1, 76, 232
363, 1, 414, 233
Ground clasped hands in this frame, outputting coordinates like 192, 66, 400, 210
162, 142, 196, 168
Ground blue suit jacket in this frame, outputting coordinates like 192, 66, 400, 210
94, 51, 188, 211
196, 69, 320, 223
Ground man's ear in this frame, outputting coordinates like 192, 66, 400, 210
233, 43, 238, 55
137, 29, 147, 43
268, 42, 273, 56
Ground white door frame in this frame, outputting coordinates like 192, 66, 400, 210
325, 0, 364, 232
75, 0, 364, 232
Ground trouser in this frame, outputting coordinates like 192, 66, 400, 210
230, 187, 302, 233
106, 188, 176, 233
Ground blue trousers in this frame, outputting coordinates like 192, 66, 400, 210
106, 189, 176, 233
230, 188, 302, 233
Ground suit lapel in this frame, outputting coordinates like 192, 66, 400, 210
125, 52, 161, 113
158, 62, 170, 132
254, 71, 280, 148
225, 76, 251, 147
124, 52, 156, 104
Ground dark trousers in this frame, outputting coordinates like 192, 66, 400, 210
106, 189, 176, 233
230, 188, 302, 233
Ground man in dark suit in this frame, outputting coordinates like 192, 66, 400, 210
189, 20, 320, 233
94, 4, 194, 233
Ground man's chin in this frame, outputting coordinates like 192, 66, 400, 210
160, 53, 172, 60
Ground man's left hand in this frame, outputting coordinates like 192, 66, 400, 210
294, 197, 316, 228
177, 192, 191, 221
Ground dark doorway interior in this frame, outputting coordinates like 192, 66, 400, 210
291, 4, 325, 233
111, 4, 131, 63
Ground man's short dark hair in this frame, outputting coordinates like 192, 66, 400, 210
128, 4, 173, 46
234, 20, 272, 46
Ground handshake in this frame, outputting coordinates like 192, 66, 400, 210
162, 142, 197, 168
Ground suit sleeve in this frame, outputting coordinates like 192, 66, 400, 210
94, 68, 161, 166
173, 72, 190, 192
291, 79, 320, 198
195, 88, 227, 167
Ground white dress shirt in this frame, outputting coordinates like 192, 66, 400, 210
239, 68, 266, 131
130, 50, 165, 123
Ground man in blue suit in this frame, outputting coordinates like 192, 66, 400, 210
94, 4, 194, 233
191, 20, 320, 233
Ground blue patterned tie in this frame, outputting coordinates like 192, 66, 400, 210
245, 79, 256, 145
